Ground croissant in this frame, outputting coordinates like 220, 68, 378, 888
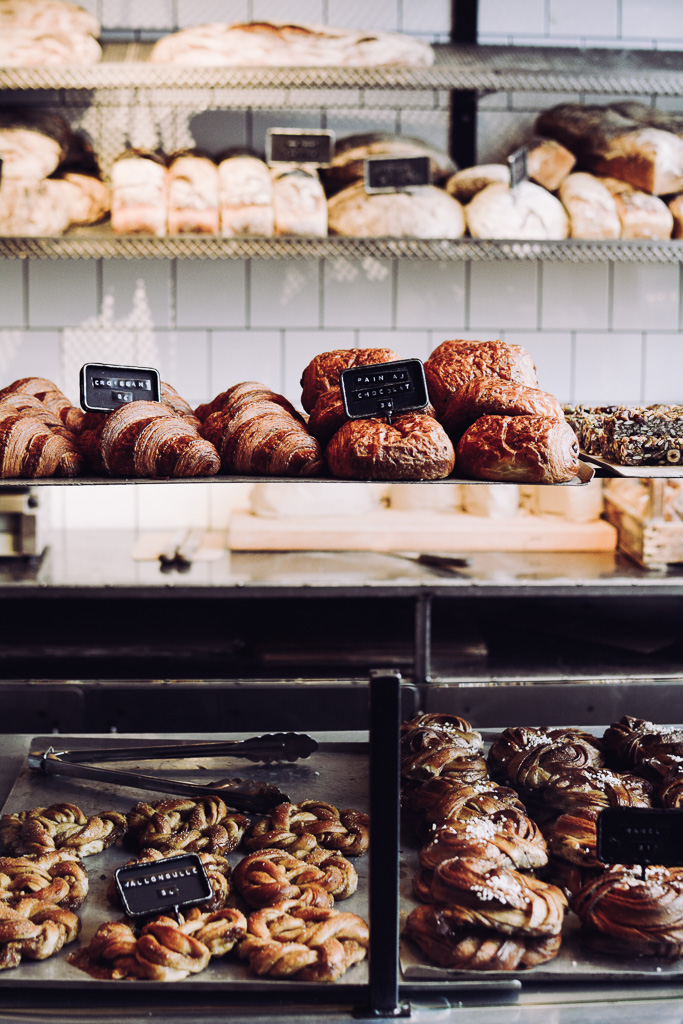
94, 401, 220, 478
0, 393, 76, 439
0, 412, 83, 478
0, 377, 84, 433
198, 383, 323, 477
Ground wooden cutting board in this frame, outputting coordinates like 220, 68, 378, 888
228, 509, 616, 552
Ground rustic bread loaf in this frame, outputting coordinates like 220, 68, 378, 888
558, 172, 621, 239
600, 176, 673, 239
327, 181, 465, 238
445, 164, 509, 203
465, 181, 569, 240
527, 137, 576, 191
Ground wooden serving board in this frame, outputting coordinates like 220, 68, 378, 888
228, 509, 617, 553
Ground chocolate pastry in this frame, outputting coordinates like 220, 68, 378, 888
326, 412, 455, 481
506, 740, 605, 796
441, 375, 563, 443
300, 348, 400, 414
424, 339, 537, 418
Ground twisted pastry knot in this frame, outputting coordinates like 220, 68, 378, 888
419, 783, 527, 831
544, 808, 601, 868
602, 716, 656, 765
404, 904, 562, 971
659, 767, 683, 809
539, 856, 605, 901
543, 767, 653, 814
624, 729, 683, 769
429, 856, 567, 938
107, 848, 232, 913
401, 713, 484, 756
238, 901, 369, 982
487, 727, 554, 781
126, 798, 248, 856
0, 850, 88, 910
233, 847, 358, 908
401, 744, 489, 785
0, 803, 126, 857
419, 813, 548, 874
506, 740, 605, 794
71, 907, 247, 982
244, 801, 369, 858
571, 865, 683, 958
402, 763, 492, 815
0, 898, 80, 970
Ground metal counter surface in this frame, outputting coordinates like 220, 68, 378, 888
3, 530, 683, 598
1, 735, 682, 1022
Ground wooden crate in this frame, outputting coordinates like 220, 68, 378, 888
603, 481, 683, 568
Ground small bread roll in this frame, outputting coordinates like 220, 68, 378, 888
558, 172, 621, 240
456, 415, 581, 484
445, 164, 510, 203
466, 181, 569, 240
599, 176, 673, 239
271, 165, 327, 236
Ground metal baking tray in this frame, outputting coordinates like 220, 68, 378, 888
399, 727, 683, 988
0, 734, 369, 994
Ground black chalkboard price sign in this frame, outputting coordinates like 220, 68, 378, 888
266, 128, 335, 167
339, 358, 429, 422
597, 807, 683, 868
364, 155, 431, 193
80, 362, 161, 412
115, 852, 213, 918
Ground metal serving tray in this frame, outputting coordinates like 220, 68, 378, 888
399, 726, 683, 988
0, 734, 369, 995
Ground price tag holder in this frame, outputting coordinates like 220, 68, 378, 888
80, 362, 161, 413
508, 146, 529, 193
266, 128, 335, 167
364, 155, 431, 194
339, 358, 429, 421
597, 807, 683, 868
114, 852, 213, 918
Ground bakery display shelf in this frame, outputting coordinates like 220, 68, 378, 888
4, 531, 683, 599
399, 726, 683, 992
3, 42, 683, 96
582, 453, 683, 479
4, 233, 683, 264
0, 730, 370, 997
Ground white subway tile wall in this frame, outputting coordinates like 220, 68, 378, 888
3, 1, 682, 531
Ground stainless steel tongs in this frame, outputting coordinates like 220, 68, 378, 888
28, 733, 319, 814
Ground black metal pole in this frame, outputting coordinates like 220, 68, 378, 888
449, 0, 479, 169
413, 593, 432, 686
359, 669, 409, 1019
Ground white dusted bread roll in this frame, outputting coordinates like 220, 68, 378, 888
271, 165, 327, 236
110, 151, 167, 236
328, 182, 465, 238
466, 181, 569, 240
167, 152, 219, 234
559, 172, 621, 240
445, 164, 509, 203
55, 173, 110, 227
218, 155, 274, 237
0, 178, 71, 234
600, 176, 673, 239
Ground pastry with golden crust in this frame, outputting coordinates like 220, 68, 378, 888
404, 903, 562, 970
326, 413, 454, 481
505, 739, 605, 796
543, 767, 653, 814
244, 801, 369, 858
238, 900, 369, 982
0, 898, 80, 970
300, 348, 400, 414
571, 864, 683, 958
233, 847, 357, 908
0, 803, 126, 858
456, 414, 581, 484
545, 808, 602, 868
424, 340, 537, 418
125, 797, 248, 856
0, 850, 88, 910
441, 375, 563, 443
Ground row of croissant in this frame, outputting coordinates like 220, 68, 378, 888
0, 342, 580, 483
0, 342, 579, 482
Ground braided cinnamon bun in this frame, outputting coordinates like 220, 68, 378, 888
544, 808, 601, 868
419, 814, 548, 873
402, 760, 490, 814
543, 767, 653, 815
428, 856, 566, 937
571, 865, 683, 958
401, 713, 483, 754
658, 767, 683, 809
602, 716, 655, 765
404, 903, 562, 970
506, 740, 605, 796
487, 727, 553, 781
408, 779, 524, 829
